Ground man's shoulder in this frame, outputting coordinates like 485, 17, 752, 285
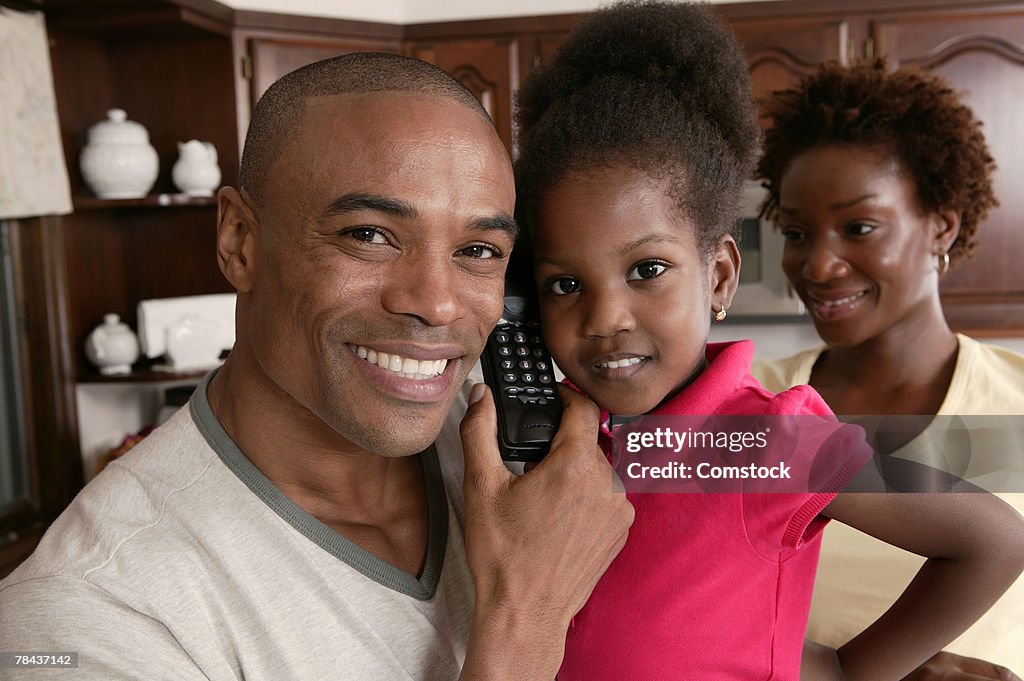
1, 406, 219, 587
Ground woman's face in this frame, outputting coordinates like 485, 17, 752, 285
777, 145, 953, 347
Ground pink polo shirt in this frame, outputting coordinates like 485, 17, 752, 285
559, 341, 871, 680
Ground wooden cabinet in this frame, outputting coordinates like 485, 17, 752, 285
724, 12, 859, 125
408, 37, 520, 152
46, 16, 240, 381
231, 13, 403, 146
406, 16, 578, 154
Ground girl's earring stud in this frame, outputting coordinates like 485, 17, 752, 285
713, 306, 727, 322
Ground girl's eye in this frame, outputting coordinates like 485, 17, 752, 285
846, 223, 876, 237
346, 227, 389, 244
627, 261, 668, 281
458, 244, 500, 260
549, 277, 581, 295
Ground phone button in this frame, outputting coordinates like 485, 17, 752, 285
502, 373, 517, 384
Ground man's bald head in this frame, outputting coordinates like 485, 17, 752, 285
239, 52, 490, 206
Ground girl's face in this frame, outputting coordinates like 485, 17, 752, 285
777, 145, 958, 347
532, 165, 738, 416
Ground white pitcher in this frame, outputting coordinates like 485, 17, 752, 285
172, 140, 221, 197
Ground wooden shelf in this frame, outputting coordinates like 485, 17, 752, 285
77, 368, 210, 384
73, 194, 217, 211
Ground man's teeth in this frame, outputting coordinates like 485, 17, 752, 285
597, 357, 644, 369
818, 291, 868, 307
350, 345, 447, 380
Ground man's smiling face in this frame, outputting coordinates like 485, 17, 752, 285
247, 91, 516, 456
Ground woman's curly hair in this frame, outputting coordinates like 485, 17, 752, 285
757, 58, 997, 262
514, 0, 761, 257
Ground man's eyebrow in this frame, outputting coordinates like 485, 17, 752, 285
470, 214, 519, 240
324, 193, 418, 220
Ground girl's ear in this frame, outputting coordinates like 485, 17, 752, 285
710, 234, 741, 311
216, 187, 259, 293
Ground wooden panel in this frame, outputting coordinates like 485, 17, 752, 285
517, 30, 571, 87
248, 35, 403, 105
410, 37, 519, 153
725, 16, 855, 126
232, 31, 402, 147
7, 217, 82, 520
875, 9, 1024, 332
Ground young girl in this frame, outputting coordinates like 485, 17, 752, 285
512, 2, 1024, 679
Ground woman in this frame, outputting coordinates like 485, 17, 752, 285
752, 59, 1024, 678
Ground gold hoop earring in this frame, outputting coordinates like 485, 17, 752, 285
713, 307, 727, 322
937, 252, 950, 275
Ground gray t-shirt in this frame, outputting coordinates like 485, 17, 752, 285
0, 373, 474, 680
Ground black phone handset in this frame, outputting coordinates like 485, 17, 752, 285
480, 268, 563, 462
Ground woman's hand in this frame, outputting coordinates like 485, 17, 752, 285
902, 651, 1021, 681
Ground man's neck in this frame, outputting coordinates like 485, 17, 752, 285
207, 353, 431, 576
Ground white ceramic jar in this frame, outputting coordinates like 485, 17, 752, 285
172, 140, 221, 197
79, 109, 159, 199
85, 313, 140, 375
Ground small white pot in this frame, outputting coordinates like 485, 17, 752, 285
85, 313, 140, 375
80, 109, 159, 199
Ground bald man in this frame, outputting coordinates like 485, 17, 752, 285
0, 53, 633, 680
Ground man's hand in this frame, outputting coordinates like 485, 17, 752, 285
902, 651, 1021, 681
458, 384, 634, 680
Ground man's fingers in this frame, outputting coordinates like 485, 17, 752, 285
549, 385, 602, 459
460, 384, 509, 489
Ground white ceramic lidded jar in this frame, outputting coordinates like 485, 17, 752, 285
172, 140, 221, 197
79, 109, 159, 199
85, 313, 140, 376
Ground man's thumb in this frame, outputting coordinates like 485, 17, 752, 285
460, 383, 506, 487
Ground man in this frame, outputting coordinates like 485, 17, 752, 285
0, 53, 633, 679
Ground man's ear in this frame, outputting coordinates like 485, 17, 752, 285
216, 187, 258, 293
934, 209, 961, 255
710, 234, 741, 311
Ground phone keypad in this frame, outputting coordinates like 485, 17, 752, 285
492, 323, 559, 405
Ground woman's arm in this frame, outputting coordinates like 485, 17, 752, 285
821, 490, 1024, 681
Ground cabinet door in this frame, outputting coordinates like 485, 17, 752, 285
247, 36, 402, 105
409, 38, 519, 153
875, 10, 1024, 332
726, 16, 856, 126
233, 33, 401, 146
517, 31, 570, 83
